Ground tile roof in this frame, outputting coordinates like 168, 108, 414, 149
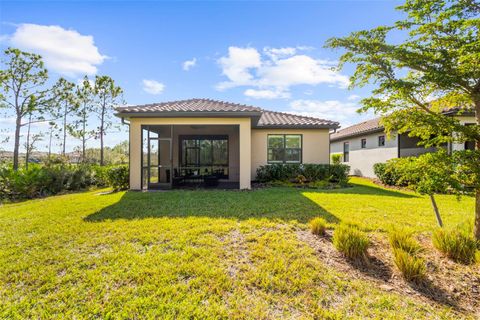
330, 117, 383, 141
116, 98, 339, 129
116, 98, 261, 113
257, 110, 338, 128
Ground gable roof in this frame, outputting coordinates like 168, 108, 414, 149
115, 98, 339, 129
330, 118, 383, 141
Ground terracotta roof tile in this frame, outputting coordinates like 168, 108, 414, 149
330, 118, 383, 141
116, 98, 339, 129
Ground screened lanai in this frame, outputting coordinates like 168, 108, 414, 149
141, 124, 240, 190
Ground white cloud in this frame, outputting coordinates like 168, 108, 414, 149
142, 79, 165, 95
216, 47, 261, 90
216, 46, 349, 99
182, 58, 197, 71
244, 88, 290, 99
289, 99, 364, 126
7, 24, 106, 77
347, 94, 361, 101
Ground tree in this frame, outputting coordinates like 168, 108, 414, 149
68, 76, 94, 162
51, 78, 77, 156
326, 0, 480, 239
0, 48, 49, 170
92, 75, 123, 166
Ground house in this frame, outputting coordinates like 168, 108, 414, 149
115, 99, 339, 190
330, 110, 477, 178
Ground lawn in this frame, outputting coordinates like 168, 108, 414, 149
0, 177, 477, 319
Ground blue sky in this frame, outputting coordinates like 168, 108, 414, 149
0, 0, 404, 153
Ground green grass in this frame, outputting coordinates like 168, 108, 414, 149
0, 177, 475, 319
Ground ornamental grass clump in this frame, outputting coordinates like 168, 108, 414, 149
309, 217, 327, 236
432, 229, 477, 265
333, 224, 369, 260
392, 248, 426, 283
388, 229, 422, 255
388, 229, 426, 282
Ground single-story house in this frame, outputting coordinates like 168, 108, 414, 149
115, 99, 339, 190
330, 110, 477, 178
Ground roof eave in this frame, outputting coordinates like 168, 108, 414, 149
254, 124, 339, 129
330, 127, 385, 142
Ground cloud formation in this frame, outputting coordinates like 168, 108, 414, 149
216, 46, 348, 99
182, 58, 197, 71
142, 79, 165, 95
7, 23, 106, 77
289, 99, 366, 126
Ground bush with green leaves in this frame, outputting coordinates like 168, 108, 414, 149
309, 217, 327, 236
0, 163, 127, 201
106, 165, 129, 191
331, 153, 342, 165
333, 224, 369, 260
255, 163, 349, 186
432, 229, 477, 264
392, 248, 426, 283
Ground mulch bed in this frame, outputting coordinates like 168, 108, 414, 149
297, 229, 480, 316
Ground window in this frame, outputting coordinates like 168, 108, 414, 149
465, 123, 476, 150
361, 138, 367, 149
343, 142, 349, 162
180, 136, 228, 167
378, 135, 385, 147
267, 134, 302, 163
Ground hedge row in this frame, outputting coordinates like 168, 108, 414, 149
255, 163, 350, 184
0, 164, 129, 201
373, 158, 419, 186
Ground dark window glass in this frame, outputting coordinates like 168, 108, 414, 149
361, 138, 366, 149
180, 136, 228, 168
267, 134, 302, 163
343, 142, 349, 162
378, 135, 385, 147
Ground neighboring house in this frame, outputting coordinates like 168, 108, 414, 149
115, 99, 339, 190
330, 111, 477, 178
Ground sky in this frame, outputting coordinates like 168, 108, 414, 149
0, 0, 404, 153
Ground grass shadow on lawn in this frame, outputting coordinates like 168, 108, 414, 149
318, 182, 418, 198
84, 187, 341, 223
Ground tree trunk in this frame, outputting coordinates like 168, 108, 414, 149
25, 114, 32, 170
100, 104, 105, 166
48, 128, 52, 159
13, 115, 21, 171
475, 191, 480, 240
82, 105, 86, 162
475, 97, 480, 240
429, 194, 443, 227
62, 102, 67, 156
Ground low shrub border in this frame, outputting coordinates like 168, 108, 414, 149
0, 163, 129, 201
432, 229, 477, 265
255, 163, 350, 187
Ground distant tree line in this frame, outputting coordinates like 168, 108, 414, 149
0, 48, 125, 170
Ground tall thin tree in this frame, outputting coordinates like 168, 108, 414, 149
92, 75, 123, 166
0, 48, 49, 170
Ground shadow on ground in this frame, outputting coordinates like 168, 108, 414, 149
85, 187, 341, 223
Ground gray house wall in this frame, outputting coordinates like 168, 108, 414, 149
331, 131, 398, 177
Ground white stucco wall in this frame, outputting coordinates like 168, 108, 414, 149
452, 116, 477, 151
331, 131, 398, 178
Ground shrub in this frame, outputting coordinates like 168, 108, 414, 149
388, 229, 421, 255
310, 217, 327, 236
0, 164, 128, 201
392, 248, 426, 283
331, 153, 342, 165
432, 229, 477, 264
333, 224, 370, 260
255, 163, 349, 186
106, 165, 129, 191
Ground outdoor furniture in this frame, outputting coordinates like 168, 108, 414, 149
204, 175, 219, 187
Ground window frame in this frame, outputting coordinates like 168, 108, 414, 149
378, 135, 385, 147
361, 138, 367, 149
179, 135, 229, 168
267, 134, 303, 164
343, 142, 349, 162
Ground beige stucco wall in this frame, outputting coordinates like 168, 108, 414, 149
129, 117, 251, 190
250, 128, 330, 179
